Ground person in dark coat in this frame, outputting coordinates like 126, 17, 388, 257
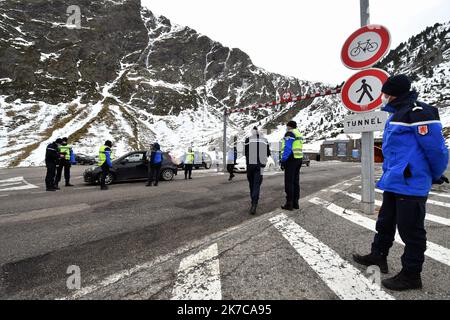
245, 127, 271, 215
353, 74, 449, 291
45, 138, 63, 191
146, 143, 163, 187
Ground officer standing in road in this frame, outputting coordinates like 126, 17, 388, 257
98, 140, 114, 190
226, 146, 237, 181
45, 138, 64, 191
353, 74, 449, 291
146, 142, 163, 187
245, 127, 271, 215
183, 147, 195, 180
280, 121, 304, 211
55, 137, 75, 189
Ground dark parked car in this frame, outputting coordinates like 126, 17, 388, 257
75, 153, 96, 165
301, 155, 311, 167
83, 151, 178, 185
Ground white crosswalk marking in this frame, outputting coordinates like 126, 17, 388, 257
373, 188, 450, 208
172, 243, 222, 300
333, 189, 450, 227
428, 190, 450, 199
0, 176, 38, 192
270, 214, 394, 300
310, 198, 450, 267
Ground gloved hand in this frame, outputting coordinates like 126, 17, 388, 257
280, 162, 285, 171
433, 175, 449, 185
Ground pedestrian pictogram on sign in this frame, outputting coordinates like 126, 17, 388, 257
341, 25, 391, 70
341, 68, 389, 113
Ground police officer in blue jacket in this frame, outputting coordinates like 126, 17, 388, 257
353, 74, 449, 291
146, 143, 163, 187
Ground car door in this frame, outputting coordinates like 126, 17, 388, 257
115, 153, 146, 180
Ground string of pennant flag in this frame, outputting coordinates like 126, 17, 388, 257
226, 88, 342, 114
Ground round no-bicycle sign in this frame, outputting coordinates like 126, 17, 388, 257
341, 25, 391, 70
341, 68, 389, 113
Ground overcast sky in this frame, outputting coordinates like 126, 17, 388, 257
141, 0, 450, 85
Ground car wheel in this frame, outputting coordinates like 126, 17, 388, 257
204, 162, 211, 169
161, 169, 174, 181
307, 163, 310, 167
104, 173, 115, 185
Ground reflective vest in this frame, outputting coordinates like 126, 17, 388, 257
58, 145, 72, 160
185, 152, 194, 164
281, 129, 304, 159
98, 145, 114, 166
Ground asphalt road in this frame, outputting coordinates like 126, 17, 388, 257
0, 161, 448, 300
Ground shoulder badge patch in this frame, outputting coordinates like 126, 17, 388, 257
418, 125, 429, 136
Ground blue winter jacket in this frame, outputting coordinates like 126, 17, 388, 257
377, 91, 449, 197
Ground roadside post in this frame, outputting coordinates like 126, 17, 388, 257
340, 0, 391, 214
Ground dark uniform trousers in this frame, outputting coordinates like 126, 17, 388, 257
247, 165, 263, 205
45, 161, 57, 189
148, 164, 162, 185
372, 191, 427, 273
100, 163, 110, 187
184, 164, 193, 179
55, 159, 71, 185
284, 158, 302, 204
227, 164, 235, 178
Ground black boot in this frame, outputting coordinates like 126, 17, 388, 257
281, 202, 294, 211
100, 185, 108, 190
250, 203, 257, 215
293, 201, 300, 209
154, 182, 158, 186
382, 270, 422, 291
352, 252, 389, 274
146, 182, 152, 187
54, 185, 60, 190
65, 183, 74, 187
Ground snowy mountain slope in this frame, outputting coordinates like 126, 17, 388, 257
0, 0, 336, 167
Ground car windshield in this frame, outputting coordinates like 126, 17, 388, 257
117, 153, 145, 163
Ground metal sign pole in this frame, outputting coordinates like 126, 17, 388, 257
223, 109, 227, 173
360, 0, 375, 215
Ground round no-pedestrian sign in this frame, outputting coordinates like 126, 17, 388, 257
341, 25, 391, 70
341, 68, 389, 113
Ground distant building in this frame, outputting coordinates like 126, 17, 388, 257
320, 134, 383, 163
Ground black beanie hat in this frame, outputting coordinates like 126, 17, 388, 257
105, 140, 112, 147
381, 74, 411, 97
287, 121, 297, 129
55, 138, 63, 144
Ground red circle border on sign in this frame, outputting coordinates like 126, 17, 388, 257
341, 68, 390, 113
341, 25, 391, 70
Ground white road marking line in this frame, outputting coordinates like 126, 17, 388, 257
0, 203, 90, 225
60, 209, 285, 300
372, 188, 450, 208
0, 194, 9, 198
0, 177, 23, 183
0, 176, 39, 192
171, 243, 222, 300
0, 181, 23, 188
270, 214, 394, 300
428, 190, 450, 199
309, 198, 450, 267
337, 189, 450, 227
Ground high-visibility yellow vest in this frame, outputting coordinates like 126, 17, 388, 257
98, 145, 114, 166
58, 145, 72, 160
185, 152, 195, 164
281, 129, 304, 159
